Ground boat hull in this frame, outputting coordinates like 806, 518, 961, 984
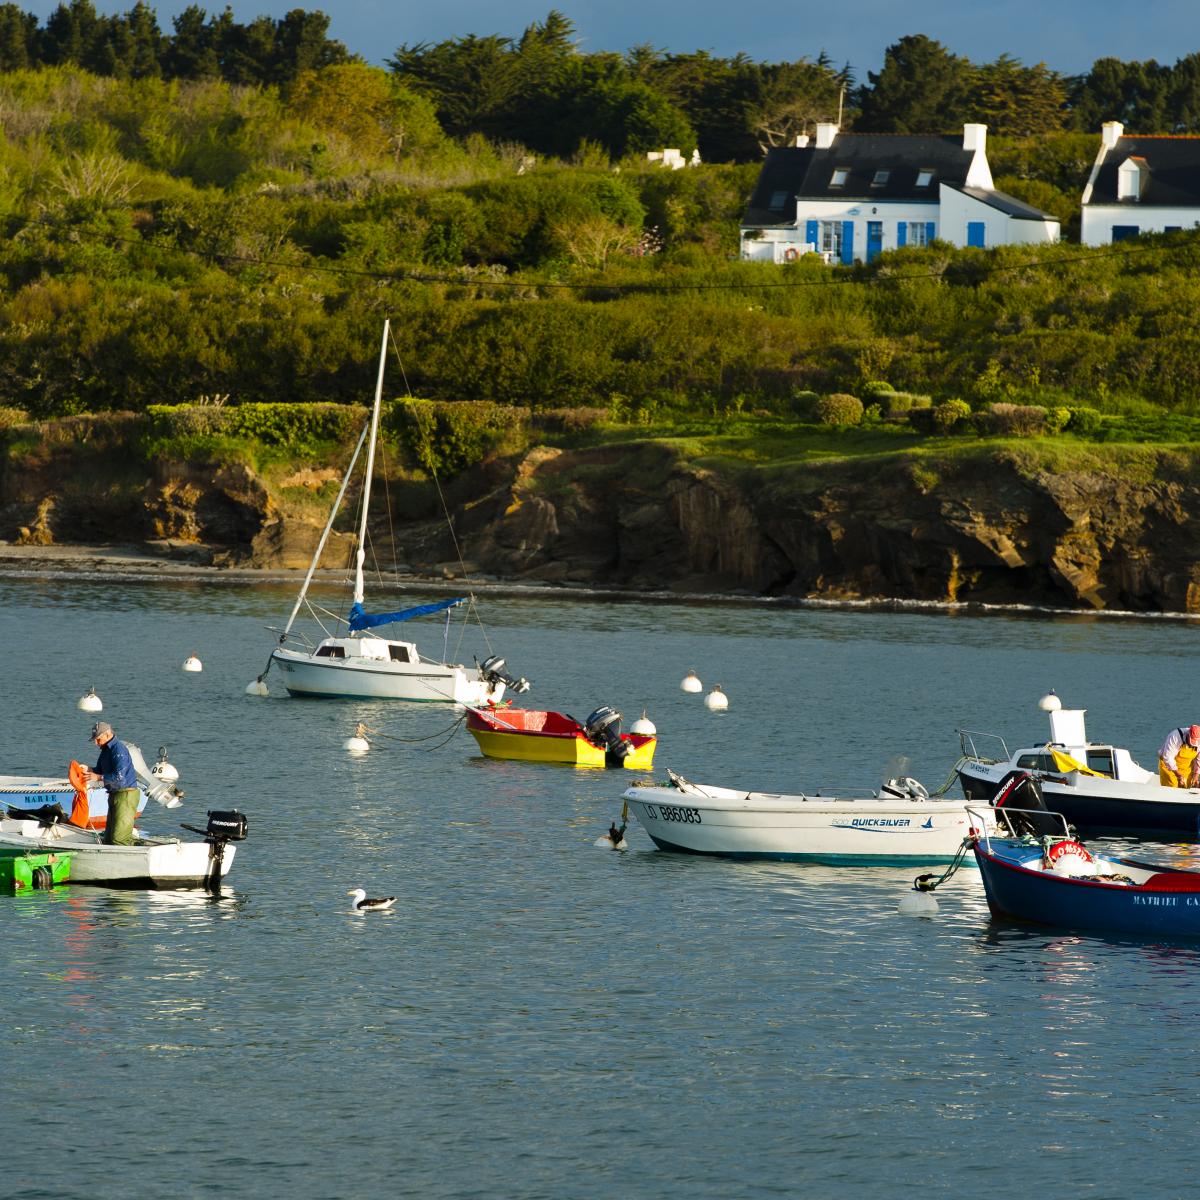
271, 648, 500, 704
466, 710, 655, 768
0, 776, 148, 831
973, 840, 1200, 936
0, 820, 235, 888
958, 762, 1200, 838
623, 782, 991, 865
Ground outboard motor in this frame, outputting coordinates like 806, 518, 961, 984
584, 706, 630, 765
992, 770, 1064, 838
479, 655, 531, 695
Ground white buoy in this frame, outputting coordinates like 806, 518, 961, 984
344, 723, 370, 754
630, 710, 657, 736
1038, 690, 1061, 712
704, 685, 729, 711
898, 890, 939, 917
595, 821, 628, 850
245, 677, 269, 697
151, 746, 180, 782
680, 671, 702, 694
182, 653, 203, 673
77, 687, 103, 713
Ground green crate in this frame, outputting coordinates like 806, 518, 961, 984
0, 848, 72, 893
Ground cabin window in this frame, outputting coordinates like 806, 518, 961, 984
830, 168, 849, 188
1085, 749, 1114, 777
871, 170, 890, 187
915, 168, 934, 187
315, 645, 346, 659
388, 646, 412, 663
1015, 753, 1056, 771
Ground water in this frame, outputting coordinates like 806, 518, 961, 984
4, 577, 1200, 1198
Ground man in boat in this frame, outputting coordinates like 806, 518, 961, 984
83, 721, 138, 845
1157, 724, 1200, 788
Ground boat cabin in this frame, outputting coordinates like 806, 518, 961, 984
314, 636, 419, 664
1014, 707, 1156, 784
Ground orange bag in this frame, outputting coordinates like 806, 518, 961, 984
67, 760, 90, 828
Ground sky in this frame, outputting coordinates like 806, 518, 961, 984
23, 0, 1200, 79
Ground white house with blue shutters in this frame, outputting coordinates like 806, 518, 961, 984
1081, 121, 1200, 245
740, 123, 1059, 265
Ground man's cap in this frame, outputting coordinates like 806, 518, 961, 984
1189, 725, 1200, 743
91, 721, 113, 739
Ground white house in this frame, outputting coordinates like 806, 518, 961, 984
740, 123, 1059, 265
1081, 122, 1200, 245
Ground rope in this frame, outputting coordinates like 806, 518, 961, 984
929, 756, 968, 797
912, 836, 974, 893
360, 717, 465, 749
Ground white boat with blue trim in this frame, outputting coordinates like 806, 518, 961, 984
258, 320, 529, 704
622, 770, 996, 865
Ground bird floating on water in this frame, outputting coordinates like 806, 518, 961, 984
77, 687, 103, 713
680, 671, 702, 694
704, 684, 729, 711
182, 653, 203, 673
348, 888, 396, 912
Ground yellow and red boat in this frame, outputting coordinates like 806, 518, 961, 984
466, 705, 656, 769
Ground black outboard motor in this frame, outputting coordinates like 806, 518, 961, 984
992, 770, 1063, 838
584, 706, 630, 766
479, 655, 531, 695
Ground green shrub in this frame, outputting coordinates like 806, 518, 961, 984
533, 407, 608, 434
861, 380, 896, 397
976, 402, 1047, 437
789, 390, 821, 419
145, 403, 366, 449
882, 392, 933, 415
389, 398, 530, 475
1066, 406, 1105, 436
1046, 406, 1072, 434
815, 393, 864, 426
930, 398, 971, 434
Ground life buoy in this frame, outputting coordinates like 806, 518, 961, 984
782, 247, 800, 262
1044, 839, 1094, 876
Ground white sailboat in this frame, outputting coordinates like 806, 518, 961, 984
259, 321, 529, 704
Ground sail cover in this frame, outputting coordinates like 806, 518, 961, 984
348, 597, 466, 632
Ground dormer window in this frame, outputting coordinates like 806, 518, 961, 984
871, 170, 890, 187
830, 168, 849, 188
1117, 157, 1147, 201
769, 189, 789, 210
915, 168, 934, 187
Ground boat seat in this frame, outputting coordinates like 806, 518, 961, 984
1141, 872, 1200, 892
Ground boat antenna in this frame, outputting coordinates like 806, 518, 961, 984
355, 319, 389, 607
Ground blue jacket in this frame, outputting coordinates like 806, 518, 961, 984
95, 738, 137, 793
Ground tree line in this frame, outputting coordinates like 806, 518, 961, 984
4, 5, 1200, 160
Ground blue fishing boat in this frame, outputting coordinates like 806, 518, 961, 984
966, 771, 1200, 936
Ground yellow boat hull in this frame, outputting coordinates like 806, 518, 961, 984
468, 728, 656, 769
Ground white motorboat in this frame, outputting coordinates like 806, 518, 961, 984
260, 320, 529, 704
622, 771, 996, 865
0, 809, 245, 889
956, 694, 1200, 839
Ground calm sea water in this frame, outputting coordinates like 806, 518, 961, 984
4, 575, 1200, 1198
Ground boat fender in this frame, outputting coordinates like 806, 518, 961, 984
1044, 839, 1095, 877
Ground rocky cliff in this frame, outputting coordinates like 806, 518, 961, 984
4, 436, 1199, 612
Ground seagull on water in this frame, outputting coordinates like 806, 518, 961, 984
348, 888, 396, 912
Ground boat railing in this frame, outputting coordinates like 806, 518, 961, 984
958, 729, 1009, 762
269, 626, 317, 653
966, 804, 1072, 852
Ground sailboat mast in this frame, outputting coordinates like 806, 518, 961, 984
354, 319, 389, 607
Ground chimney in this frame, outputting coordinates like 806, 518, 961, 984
815, 122, 838, 149
1102, 120, 1124, 147
793, 134, 810, 148
962, 123, 986, 153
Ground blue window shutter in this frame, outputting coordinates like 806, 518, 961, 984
897, 222, 907, 248
806, 219, 819, 246
926, 221, 935, 244
967, 221, 985, 248
841, 221, 854, 264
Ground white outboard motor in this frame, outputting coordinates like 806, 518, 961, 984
127, 741, 185, 809
479, 655, 531, 694
584, 706, 630, 764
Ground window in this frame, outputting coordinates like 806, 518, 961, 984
819, 220, 843, 257
769, 189, 789, 210
871, 170, 890, 187
388, 645, 412, 663
1111, 225, 1140, 242
1085, 749, 1114, 777
830, 167, 849, 188
906, 222, 931, 247
915, 168, 934, 187
315, 645, 346, 659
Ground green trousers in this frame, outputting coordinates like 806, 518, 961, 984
104, 788, 139, 845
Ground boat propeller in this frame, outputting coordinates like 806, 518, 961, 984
478, 655, 531, 695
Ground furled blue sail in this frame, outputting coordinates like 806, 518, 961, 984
348, 597, 465, 632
